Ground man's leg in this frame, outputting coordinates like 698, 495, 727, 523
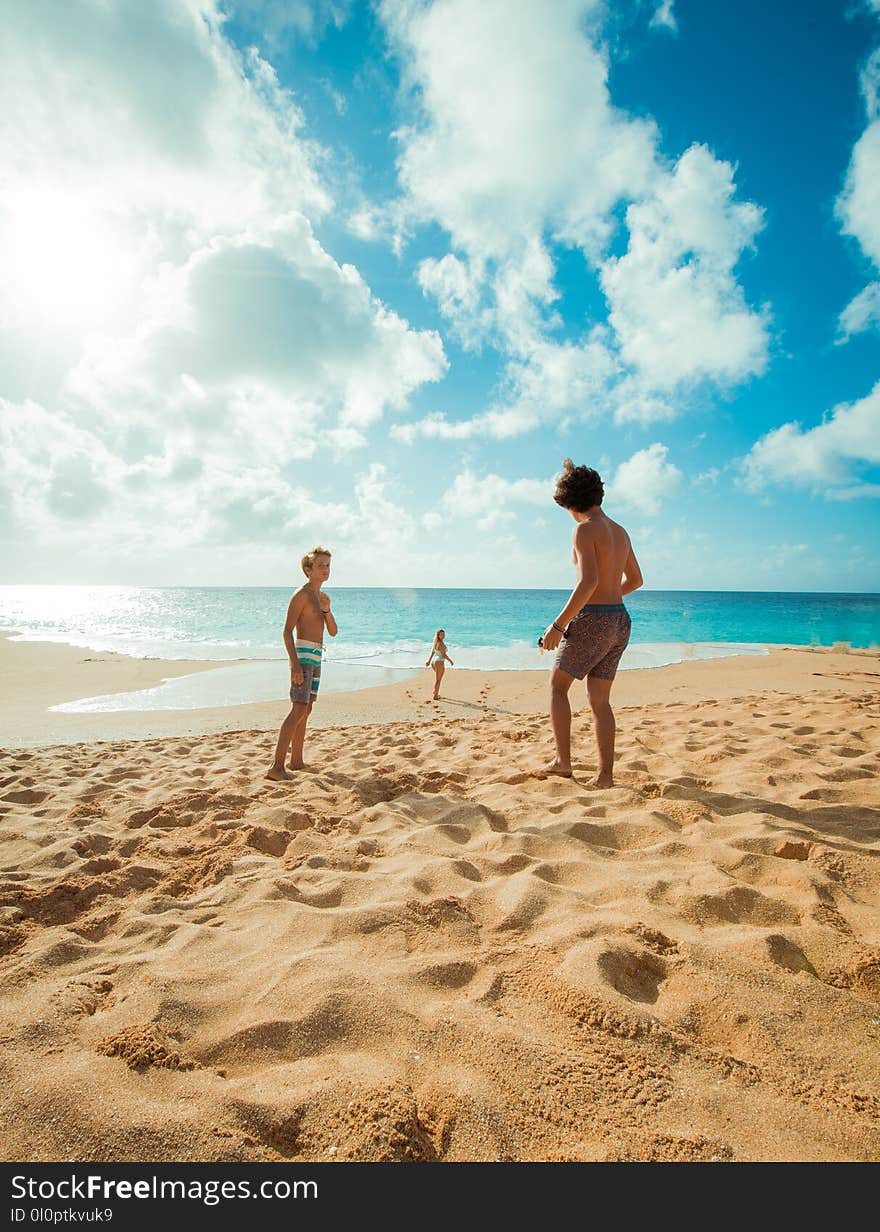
546, 667, 576, 776
586, 675, 616, 787
268, 707, 299, 780
288, 701, 312, 770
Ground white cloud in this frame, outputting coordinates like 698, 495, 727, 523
223, 0, 353, 50
838, 112, 880, 265
394, 328, 616, 442
650, 2, 678, 33
437, 469, 552, 529
837, 280, 880, 341
694, 466, 721, 486
0, 0, 448, 574
71, 224, 446, 443
416, 253, 490, 347
741, 381, 880, 497
385, 0, 656, 261
836, 49, 880, 338
382, 0, 768, 439
0, 396, 430, 581
599, 145, 767, 391
353, 463, 416, 544
1, 2, 329, 241
607, 443, 683, 515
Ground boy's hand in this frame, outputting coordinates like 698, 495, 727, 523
290, 660, 304, 685
318, 593, 331, 614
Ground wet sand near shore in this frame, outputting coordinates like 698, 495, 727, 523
1, 632, 877, 747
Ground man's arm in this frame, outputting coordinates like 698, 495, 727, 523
554, 524, 599, 627
541, 525, 599, 651
284, 592, 307, 684
620, 542, 643, 596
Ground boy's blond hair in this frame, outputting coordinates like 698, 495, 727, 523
301, 545, 332, 576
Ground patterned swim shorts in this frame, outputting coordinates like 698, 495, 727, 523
289, 639, 322, 705
554, 604, 631, 681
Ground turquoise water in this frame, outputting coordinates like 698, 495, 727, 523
1, 586, 877, 664
3, 585, 874, 712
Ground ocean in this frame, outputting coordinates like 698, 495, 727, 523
1, 586, 877, 712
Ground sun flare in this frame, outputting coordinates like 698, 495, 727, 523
1, 191, 132, 328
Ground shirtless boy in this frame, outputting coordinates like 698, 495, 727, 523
267, 546, 338, 780
539, 461, 643, 786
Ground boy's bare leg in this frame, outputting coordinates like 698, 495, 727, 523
287, 702, 312, 770
586, 675, 616, 787
268, 706, 300, 780
540, 668, 574, 776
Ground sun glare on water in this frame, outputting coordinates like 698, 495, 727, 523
2, 190, 133, 329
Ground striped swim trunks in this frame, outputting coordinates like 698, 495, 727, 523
554, 604, 631, 681
289, 639, 322, 705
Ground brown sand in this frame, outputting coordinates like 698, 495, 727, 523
0, 644, 878, 1161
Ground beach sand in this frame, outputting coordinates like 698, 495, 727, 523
0, 640, 878, 1161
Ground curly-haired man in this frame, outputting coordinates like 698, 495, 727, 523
538, 461, 643, 786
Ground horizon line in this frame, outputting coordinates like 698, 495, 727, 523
0, 584, 878, 597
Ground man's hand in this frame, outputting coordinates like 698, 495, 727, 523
290, 660, 304, 686
318, 593, 331, 614
542, 624, 563, 652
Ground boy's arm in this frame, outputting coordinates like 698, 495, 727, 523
620, 541, 643, 596
284, 593, 307, 684
318, 592, 338, 637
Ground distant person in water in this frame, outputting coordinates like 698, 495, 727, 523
267, 547, 338, 780
426, 628, 454, 700
538, 461, 643, 786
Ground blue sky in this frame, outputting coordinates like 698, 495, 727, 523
1, 0, 878, 590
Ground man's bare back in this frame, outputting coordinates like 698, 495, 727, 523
571, 511, 635, 606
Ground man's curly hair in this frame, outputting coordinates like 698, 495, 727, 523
301, 545, 332, 576
553, 459, 604, 512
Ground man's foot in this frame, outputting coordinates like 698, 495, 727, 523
591, 773, 614, 788
266, 766, 293, 781
531, 761, 573, 779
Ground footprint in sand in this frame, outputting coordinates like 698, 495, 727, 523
2, 788, 48, 805
53, 977, 115, 1017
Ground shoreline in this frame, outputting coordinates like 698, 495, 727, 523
2, 631, 878, 748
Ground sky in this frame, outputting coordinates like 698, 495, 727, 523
1, 0, 879, 591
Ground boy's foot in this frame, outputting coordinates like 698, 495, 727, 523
531, 761, 573, 779
266, 766, 293, 781
591, 773, 614, 788
287, 761, 308, 771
